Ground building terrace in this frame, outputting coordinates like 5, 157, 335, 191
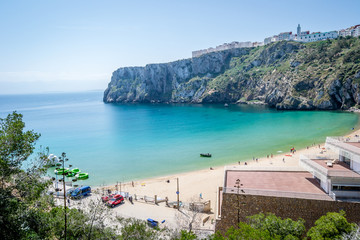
222, 166, 331, 201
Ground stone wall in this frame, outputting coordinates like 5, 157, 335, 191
216, 193, 360, 233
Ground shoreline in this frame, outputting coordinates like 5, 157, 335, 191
97, 126, 360, 213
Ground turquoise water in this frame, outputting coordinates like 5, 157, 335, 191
0, 91, 359, 186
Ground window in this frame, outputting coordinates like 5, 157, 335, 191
332, 185, 360, 191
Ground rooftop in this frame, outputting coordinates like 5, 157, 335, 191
326, 137, 360, 156
311, 159, 360, 178
223, 169, 332, 200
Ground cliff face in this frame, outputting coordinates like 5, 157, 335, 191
104, 38, 360, 110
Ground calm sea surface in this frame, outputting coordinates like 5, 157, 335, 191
0, 91, 359, 186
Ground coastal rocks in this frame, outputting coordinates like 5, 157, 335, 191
104, 39, 360, 110
104, 47, 251, 103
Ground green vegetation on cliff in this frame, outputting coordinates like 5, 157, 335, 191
104, 37, 360, 110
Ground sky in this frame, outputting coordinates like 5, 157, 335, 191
0, 0, 359, 94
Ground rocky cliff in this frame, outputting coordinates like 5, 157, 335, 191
104, 38, 360, 110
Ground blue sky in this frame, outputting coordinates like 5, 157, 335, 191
0, 0, 359, 94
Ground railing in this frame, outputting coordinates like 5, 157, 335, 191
326, 136, 360, 143
299, 155, 329, 182
223, 187, 333, 201
330, 192, 336, 201
300, 155, 360, 178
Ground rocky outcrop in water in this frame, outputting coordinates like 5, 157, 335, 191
104, 38, 360, 110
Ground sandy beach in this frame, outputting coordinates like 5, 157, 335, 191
81, 127, 359, 230
53, 126, 360, 231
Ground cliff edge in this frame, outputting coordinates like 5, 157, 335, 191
104, 38, 360, 110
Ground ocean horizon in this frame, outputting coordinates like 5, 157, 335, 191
0, 91, 359, 186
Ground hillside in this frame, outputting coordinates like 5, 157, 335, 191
103, 37, 360, 110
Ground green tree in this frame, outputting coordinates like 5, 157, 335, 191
117, 217, 168, 240
307, 211, 356, 240
247, 213, 305, 239
173, 230, 198, 240
0, 112, 51, 239
211, 222, 275, 240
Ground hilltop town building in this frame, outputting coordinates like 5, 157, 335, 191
264, 24, 338, 45
192, 23, 359, 58
339, 24, 360, 37
297, 31, 338, 43
192, 41, 252, 58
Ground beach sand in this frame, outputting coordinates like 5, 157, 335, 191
90, 128, 360, 230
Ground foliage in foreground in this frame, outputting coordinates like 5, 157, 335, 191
307, 211, 357, 240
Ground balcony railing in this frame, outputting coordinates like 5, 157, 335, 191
223, 187, 333, 201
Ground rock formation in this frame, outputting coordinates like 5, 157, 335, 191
104, 38, 360, 110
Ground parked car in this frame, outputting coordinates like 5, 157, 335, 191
101, 193, 115, 203
71, 186, 91, 199
66, 187, 76, 197
107, 195, 124, 208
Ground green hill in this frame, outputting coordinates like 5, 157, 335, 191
104, 37, 360, 110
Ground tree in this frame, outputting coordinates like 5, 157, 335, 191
247, 213, 305, 239
342, 225, 360, 240
0, 112, 51, 239
0, 111, 41, 186
117, 217, 167, 240
211, 222, 275, 240
307, 211, 357, 240
212, 213, 305, 240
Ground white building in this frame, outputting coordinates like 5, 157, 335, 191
297, 31, 338, 43
192, 41, 254, 58
338, 25, 360, 38
339, 29, 353, 38
252, 41, 264, 47
299, 136, 360, 201
354, 27, 360, 37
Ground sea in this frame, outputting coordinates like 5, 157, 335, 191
0, 91, 359, 186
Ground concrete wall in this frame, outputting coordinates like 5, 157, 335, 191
216, 193, 360, 233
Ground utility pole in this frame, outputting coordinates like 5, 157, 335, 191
177, 178, 180, 210
59, 152, 69, 240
